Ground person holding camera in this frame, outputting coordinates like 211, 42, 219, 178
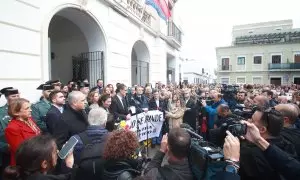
202, 90, 226, 130
144, 128, 193, 180
239, 107, 297, 180
241, 120, 300, 180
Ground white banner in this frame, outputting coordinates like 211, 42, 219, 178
127, 110, 164, 142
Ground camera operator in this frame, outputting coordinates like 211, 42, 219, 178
144, 128, 193, 180
239, 107, 297, 180
236, 91, 246, 104
201, 90, 226, 130
214, 104, 241, 129
241, 120, 300, 180
232, 96, 256, 120
216, 131, 240, 180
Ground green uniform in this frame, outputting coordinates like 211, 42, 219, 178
31, 99, 51, 132
0, 104, 10, 166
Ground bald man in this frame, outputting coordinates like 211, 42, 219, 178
253, 95, 270, 109
276, 104, 300, 160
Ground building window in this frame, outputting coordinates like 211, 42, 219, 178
237, 57, 245, 65
253, 56, 262, 64
221, 78, 229, 84
221, 58, 230, 70
272, 55, 281, 64
253, 77, 262, 84
237, 77, 245, 84
294, 54, 300, 63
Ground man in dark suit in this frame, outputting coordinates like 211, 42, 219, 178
110, 83, 131, 122
149, 90, 166, 111
183, 90, 198, 131
53, 91, 88, 149
132, 86, 149, 114
45, 90, 65, 135
149, 90, 167, 146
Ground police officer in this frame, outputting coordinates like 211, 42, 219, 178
31, 84, 54, 132
78, 81, 90, 113
0, 87, 20, 172
45, 79, 61, 91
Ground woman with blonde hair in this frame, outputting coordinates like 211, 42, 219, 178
165, 98, 185, 130
87, 90, 100, 109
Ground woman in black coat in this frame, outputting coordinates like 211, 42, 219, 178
3, 135, 75, 180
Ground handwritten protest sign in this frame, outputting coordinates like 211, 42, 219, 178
127, 110, 164, 142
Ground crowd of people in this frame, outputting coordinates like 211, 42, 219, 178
0, 79, 299, 180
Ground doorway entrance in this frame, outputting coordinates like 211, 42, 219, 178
270, 77, 281, 86
131, 40, 150, 86
294, 77, 300, 85
48, 8, 106, 85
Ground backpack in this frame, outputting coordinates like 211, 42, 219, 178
102, 161, 141, 180
74, 131, 105, 180
188, 138, 227, 180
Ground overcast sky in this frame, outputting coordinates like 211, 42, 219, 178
176, 0, 300, 71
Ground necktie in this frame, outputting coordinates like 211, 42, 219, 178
122, 98, 127, 110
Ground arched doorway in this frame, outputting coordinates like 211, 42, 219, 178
131, 40, 150, 86
48, 8, 106, 86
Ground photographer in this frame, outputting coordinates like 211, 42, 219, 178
214, 104, 240, 129
236, 91, 246, 104
239, 107, 297, 180
216, 131, 240, 180
241, 120, 300, 180
202, 90, 226, 130
144, 128, 193, 180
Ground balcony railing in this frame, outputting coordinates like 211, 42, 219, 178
268, 63, 300, 70
167, 20, 182, 44
219, 65, 232, 71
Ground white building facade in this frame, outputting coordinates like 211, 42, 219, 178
216, 20, 300, 86
182, 59, 212, 84
0, 0, 183, 102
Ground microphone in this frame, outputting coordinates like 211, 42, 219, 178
183, 128, 203, 140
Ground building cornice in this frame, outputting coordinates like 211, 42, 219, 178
102, 0, 180, 48
216, 41, 300, 50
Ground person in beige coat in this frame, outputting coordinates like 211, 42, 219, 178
165, 98, 185, 130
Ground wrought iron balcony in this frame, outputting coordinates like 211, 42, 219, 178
218, 65, 232, 71
268, 63, 300, 70
167, 20, 182, 44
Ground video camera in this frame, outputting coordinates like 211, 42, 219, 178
221, 84, 239, 95
233, 105, 258, 119
208, 117, 247, 147
180, 124, 224, 161
198, 96, 214, 107
181, 123, 225, 179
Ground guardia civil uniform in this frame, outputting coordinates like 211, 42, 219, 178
0, 87, 19, 168
31, 84, 54, 132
